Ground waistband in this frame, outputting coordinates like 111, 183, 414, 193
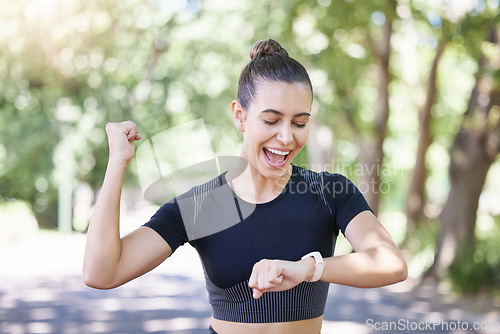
207, 278, 329, 323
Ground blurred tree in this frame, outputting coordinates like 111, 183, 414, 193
403, 1, 499, 241
358, 4, 395, 216
402, 6, 461, 234
405, 37, 447, 229
426, 22, 500, 280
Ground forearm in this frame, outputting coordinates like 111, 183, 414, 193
248, 211, 408, 298
83, 159, 128, 288
320, 245, 408, 288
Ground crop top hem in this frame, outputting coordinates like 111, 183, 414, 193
205, 275, 329, 323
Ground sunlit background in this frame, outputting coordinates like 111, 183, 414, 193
1, 0, 499, 333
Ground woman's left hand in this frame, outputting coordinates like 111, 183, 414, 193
248, 257, 315, 299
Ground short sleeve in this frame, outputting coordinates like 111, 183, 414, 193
327, 173, 373, 236
143, 199, 189, 253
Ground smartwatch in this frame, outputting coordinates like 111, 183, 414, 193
301, 251, 325, 282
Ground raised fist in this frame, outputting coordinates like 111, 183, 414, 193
105, 121, 142, 163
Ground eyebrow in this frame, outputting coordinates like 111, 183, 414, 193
260, 109, 311, 117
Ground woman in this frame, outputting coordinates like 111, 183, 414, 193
83, 39, 407, 334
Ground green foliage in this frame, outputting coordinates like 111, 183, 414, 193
403, 219, 439, 278
448, 216, 500, 294
0, 0, 249, 226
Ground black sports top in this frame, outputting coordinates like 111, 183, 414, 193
144, 165, 371, 323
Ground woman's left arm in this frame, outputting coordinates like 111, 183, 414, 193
320, 210, 408, 287
248, 210, 407, 298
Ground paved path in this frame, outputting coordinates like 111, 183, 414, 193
1, 212, 499, 334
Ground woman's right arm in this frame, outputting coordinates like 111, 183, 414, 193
82, 121, 172, 289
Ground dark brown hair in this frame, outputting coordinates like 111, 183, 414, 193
237, 39, 313, 110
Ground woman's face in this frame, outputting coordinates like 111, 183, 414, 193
234, 80, 312, 180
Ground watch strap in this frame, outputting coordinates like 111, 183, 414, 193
301, 251, 325, 282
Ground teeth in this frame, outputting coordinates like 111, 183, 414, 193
266, 148, 289, 155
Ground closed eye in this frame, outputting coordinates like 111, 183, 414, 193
264, 120, 307, 128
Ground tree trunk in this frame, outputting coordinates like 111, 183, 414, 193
425, 26, 500, 280
405, 40, 447, 230
359, 16, 392, 216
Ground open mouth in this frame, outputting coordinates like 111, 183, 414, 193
263, 147, 290, 168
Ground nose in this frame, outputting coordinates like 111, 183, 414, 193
276, 124, 293, 146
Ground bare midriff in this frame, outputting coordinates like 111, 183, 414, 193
210, 315, 323, 334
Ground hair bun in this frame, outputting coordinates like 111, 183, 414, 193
249, 39, 289, 59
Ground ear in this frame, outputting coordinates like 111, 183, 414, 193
231, 100, 245, 132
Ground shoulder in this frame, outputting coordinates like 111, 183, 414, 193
291, 165, 363, 202
152, 172, 225, 214
169, 172, 226, 201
